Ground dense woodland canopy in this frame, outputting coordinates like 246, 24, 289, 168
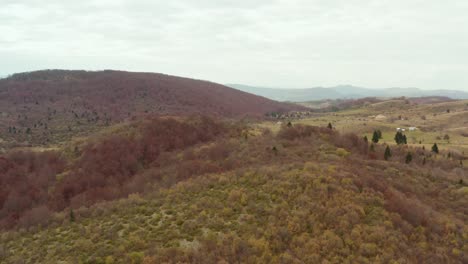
0, 69, 467, 263
0, 70, 303, 147
0, 117, 230, 228
0, 116, 466, 263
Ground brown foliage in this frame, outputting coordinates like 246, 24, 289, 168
17, 206, 52, 228
52, 117, 228, 210
277, 124, 333, 140
0, 70, 304, 145
0, 151, 65, 228
0, 116, 230, 228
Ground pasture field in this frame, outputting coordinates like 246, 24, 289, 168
259, 99, 468, 153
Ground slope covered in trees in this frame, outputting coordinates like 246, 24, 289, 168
0, 117, 233, 228
0, 70, 303, 147
0, 118, 466, 263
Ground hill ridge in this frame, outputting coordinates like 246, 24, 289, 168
0, 70, 304, 147
227, 84, 468, 101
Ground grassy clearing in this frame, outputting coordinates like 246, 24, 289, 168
259, 99, 468, 153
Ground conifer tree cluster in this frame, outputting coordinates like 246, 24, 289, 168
372, 130, 382, 143
394, 131, 407, 145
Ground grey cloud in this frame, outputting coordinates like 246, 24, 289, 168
1, 0, 467, 90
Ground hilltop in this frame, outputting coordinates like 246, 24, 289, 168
0, 70, 303, 148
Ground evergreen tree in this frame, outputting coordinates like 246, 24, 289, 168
272, 146, 278, 155
384, 146, 392, 160
394, 131, 407, 145
372, 131, 379, 143
376, 130, 383, 139
287, 121, 292, 127
70, 209, 75, 222
405, 152, 413, 164
327, 122, 333, 129
432, 143, 439, 154
394, 132, 401, 144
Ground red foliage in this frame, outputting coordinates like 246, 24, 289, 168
0, 70, 303, 145
51, 117, 228, 211
384, 189, 431, 228
0, 151, 65, 228
278, 124, 334, 140
332, 133, 368, 155
0, 116, 230, 228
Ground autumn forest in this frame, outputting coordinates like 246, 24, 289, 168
0, 71, 467, 264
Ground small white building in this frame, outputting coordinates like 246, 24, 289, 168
409, 127, 417, 131
375, 114, 387, 120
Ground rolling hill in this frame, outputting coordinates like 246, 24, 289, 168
0, 71, 466, 263
227, 84, 468, 102
0, 70, 303, 148
0, 118, 466, 263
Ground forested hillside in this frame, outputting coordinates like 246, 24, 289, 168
0, 118, 466, 263
0, 70, 302, 148
0, 117, 232, 228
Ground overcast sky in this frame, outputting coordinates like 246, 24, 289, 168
1, 0, 467, 90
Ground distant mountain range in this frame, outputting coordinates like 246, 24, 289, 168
227, 84, 468, 102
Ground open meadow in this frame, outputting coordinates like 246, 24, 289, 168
260, 99, 468, 154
